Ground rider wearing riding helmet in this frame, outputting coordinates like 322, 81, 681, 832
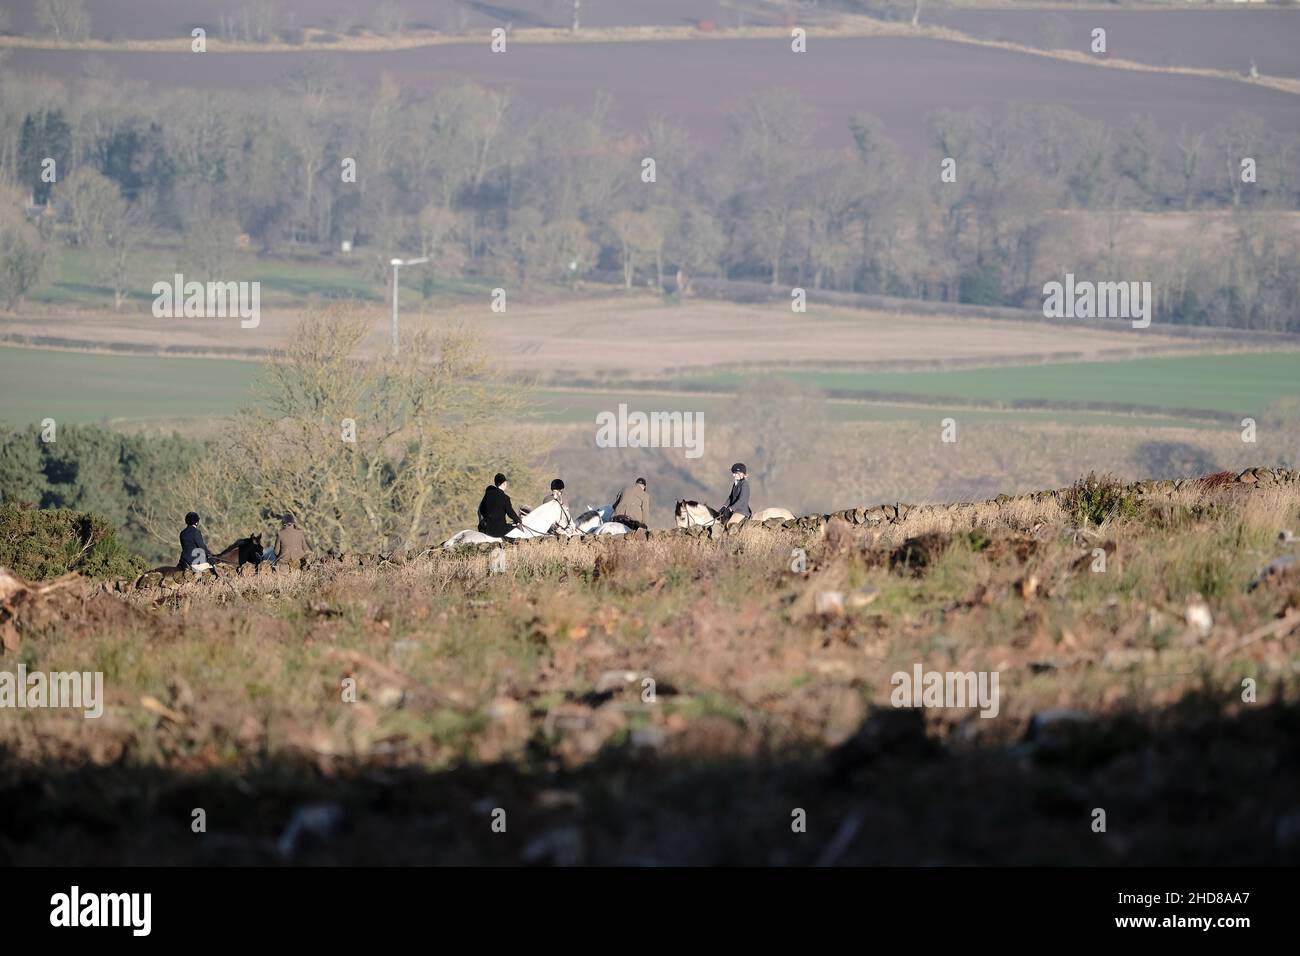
545, 478, 575, 531
716, 463, 751, 525
478, 473, 521, 537
178, 512, 213, 571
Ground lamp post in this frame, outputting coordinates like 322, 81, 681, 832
389, 256, 429, 357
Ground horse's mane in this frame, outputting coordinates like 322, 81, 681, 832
521, 497, 572, 533
216, 534, 261, 559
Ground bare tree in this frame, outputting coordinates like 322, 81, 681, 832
0, 183, 54, 310
35, 0, 91, 42
373, 1, 406, 36
62, 168, 140, 310
170, 306, 540, 552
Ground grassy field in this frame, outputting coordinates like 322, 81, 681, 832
3, 474, 1298, 864
4, 291, 1198, 370
686, 352, 1300, 419
0, 347, 258, 425
3, 345, 1286, 430
26, 244, 492, 311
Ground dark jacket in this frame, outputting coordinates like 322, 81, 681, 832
721, 478, 751, 517
178, 525, 210, 569
611, 484, 651, 527
478, 485, 520, 537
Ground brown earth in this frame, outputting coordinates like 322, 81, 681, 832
6, 0, 1297, 86
8, 35, 1299, 154
2, 470, 1298, 864
0, 0, 752, 40
0, 296, 1202, 374
930, 7, 1300, 80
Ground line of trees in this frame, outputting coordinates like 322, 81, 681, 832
0, 422, 202, 563
0, 68, 1297, 327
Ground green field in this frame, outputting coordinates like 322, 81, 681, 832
0, 347, 258, 424
685, 352, 1300, 419
532, 388, 1218, 430
5, 346, 1283, 431
29, 244, 498, 310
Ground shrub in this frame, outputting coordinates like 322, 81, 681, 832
1062, 472, 1139, 526
0, 503, 142, 580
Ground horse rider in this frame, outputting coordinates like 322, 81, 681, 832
478, 473, 521, 537
611, 477, 651, 529
715, 463, 752, 526
274, 513, 309, 569
178, 512, 213, 572
546, 478, 575, 530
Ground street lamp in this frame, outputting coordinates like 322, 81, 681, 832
389, 256, 429, 357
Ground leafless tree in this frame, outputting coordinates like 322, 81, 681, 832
35, 0, 91, 42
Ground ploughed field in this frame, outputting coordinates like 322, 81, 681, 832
3, 470, 1298, 864
6, 0, 1297, 82
930, 8, 1300, 80
0, 0, 745, 40
9, 35, 1299, 154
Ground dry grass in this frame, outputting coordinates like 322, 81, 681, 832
3, 473, 1299, 863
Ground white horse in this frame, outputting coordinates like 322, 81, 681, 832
443, 499, 575, 548
446, 500, 628, 548
575, 505, 613, 534
674, 499, 795, 529
443, 529, 502, 549
509, 497, 580, 538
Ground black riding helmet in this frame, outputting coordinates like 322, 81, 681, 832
730, 463, 747, 474
550, 479, 565, 491
185, 512, 201, 525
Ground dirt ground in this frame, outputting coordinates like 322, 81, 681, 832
0, 296, 1194, 374
9, 34, 1299, 154
7, 1, 1297, 83
930, 7, 1300, 80
2, 472, 1298, 865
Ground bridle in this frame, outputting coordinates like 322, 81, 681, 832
679, 502, 714, 529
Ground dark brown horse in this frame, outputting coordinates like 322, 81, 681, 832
212, 534, 265, 574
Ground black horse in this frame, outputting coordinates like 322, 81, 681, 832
212, 533, 265, 574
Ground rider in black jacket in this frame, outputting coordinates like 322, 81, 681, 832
178, 512, 212, 569
477, 474, 521, 537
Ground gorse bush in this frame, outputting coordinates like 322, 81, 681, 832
0, 423, 204, 565
0, 503, 142, 580
1062, 472, 1140, 526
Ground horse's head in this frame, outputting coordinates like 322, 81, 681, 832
239, 534, 264, 564
575, 509, 603, 534
675, 500, 715, 529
